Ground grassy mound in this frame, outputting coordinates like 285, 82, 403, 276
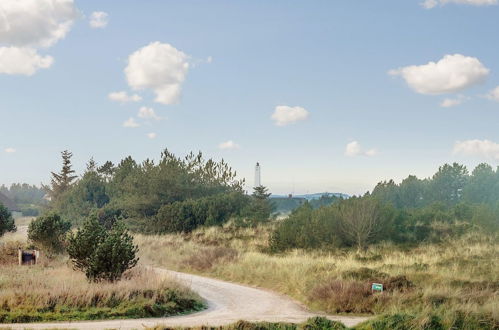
0, 255, 204, 323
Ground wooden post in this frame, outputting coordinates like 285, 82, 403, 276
18, 248, 22, 265
34, 250, 40, 265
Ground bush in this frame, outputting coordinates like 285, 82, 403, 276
67, 217, 139, 282
0, 203, 16, 236
28, 213, 71, 254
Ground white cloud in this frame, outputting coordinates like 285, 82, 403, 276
125, 42, 189, 105
389, 54, 489, 95
147, 132, 157, 139
0, 0, 78, 76
486, 86, 499, 102
422, 0, 497, 9
219, 140, 240, 150
123, 117, 140, 128
440, 95, 468, 107
89, 11, 108, 28
453, 139, 499, 160
4, 147, 16, 153
0, 47, 53, 75
0, 0, 78, 48
345, 141, 377, 157
271, 105, 309, 126
138, 106, 162, 120
108, 91, 142, 103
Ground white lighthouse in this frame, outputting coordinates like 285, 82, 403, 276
254, 162, 261, 187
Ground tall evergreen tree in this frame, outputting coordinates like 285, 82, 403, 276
49, 150, 78, 200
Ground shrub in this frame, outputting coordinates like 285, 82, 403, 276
67, 217, 139, 282
0, 203, 16, 236
309, 280, 375, 313
28, 213, 71, 254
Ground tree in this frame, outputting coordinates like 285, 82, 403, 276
430, 163, 469, 206
28, 213, 71, 254
240, 186, 273, 226
337, 196, 392, 252
48, 150, 78, 200
0, 204, 16, 236
67, 217, 139, 282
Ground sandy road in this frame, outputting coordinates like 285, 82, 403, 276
7, 267, 370, 330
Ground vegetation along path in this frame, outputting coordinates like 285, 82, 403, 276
8, 267, 370, 329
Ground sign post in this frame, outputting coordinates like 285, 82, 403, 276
371, 283, 383, 292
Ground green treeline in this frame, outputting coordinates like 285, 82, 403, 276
271, 162, 499, 251
48, 150, 272, 233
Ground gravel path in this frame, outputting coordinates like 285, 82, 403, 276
7, 267, 370, 329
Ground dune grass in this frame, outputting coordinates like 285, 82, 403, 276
136, 223, 499, 329
0, 225, 204, 323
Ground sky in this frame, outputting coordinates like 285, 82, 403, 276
1, 0, 499, 195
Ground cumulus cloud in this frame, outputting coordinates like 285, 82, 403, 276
0, 0, 78, 48
389, 54, 489, 95
147, 132, 157, 139
89, 11, 108, 28
453, 139, 499, 160
0, 0, 78, 75
125, 42, 189, 105
138, 106, 162, 121
123, 117, 139, 128
486, 86, 499, 102
440, 95, 468, 107
108, 91, 142, 103
219, 140, 240, 150
0, 47, 53, 75
422, 0, 497, 9
4, 147, 16, 153
271, 105, 309, 126
345, 141, 377, 157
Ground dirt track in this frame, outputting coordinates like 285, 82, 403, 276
7, 267, 370, 329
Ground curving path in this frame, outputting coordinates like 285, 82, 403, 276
7, 267, 370, 329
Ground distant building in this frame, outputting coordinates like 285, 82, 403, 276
254, 162, 261, 187
0, 192, 21, 216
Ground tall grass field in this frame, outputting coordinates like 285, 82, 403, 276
137, 223, 498, 329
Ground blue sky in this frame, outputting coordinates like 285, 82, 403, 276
1, 0, 499, 195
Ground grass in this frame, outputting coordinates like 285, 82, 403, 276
149, 317, 348, 329
136, 222, 499, 329
0, 219, 204, 324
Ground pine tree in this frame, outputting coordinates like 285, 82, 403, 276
49, 150, 78, 200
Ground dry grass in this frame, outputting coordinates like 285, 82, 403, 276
0, 225, 203, 323
136, 223, 499, 328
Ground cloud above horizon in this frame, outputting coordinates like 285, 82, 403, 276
345, 141, 377, 157
271, 105, 309, 126
89, 11, 108, 28
422, 0, 498, 9
389, 54, 489, 95
219, 140, 240, 150
454, 139, 499, 160
0, 47, 53, 75
123, 117, 140, 128
0, 0, 78, 75
4, 147, 16, 153
440, 95, 468, 108
108, 91, 142, 103
138, 106, 162, 121
125, 42, 189, 105
147, 132, 157, 139
486, 86, 499, 102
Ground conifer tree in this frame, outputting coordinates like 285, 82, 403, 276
49, 150, 78, 200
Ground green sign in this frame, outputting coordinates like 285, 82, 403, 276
372, 283, 383, 292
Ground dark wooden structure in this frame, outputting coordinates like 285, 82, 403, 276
18, 249, 39, 265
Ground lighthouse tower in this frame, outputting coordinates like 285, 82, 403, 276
254, 162, 261, 187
